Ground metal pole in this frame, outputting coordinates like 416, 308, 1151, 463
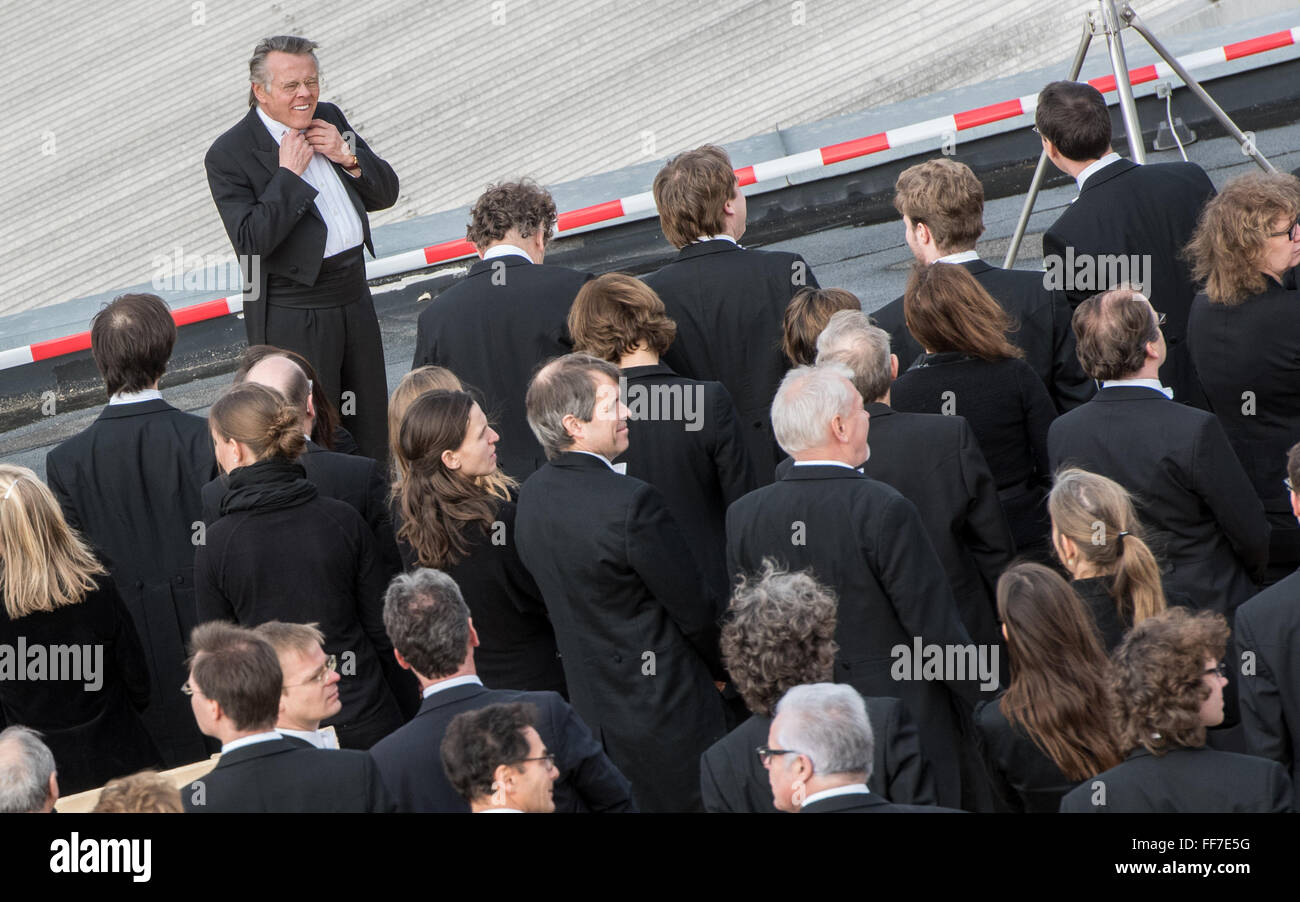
1104, 0, 1146, 164
1123, 4, 1276, 172
1003, 18, 1094, 269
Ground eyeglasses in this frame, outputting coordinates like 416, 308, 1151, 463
1031, 125, 1042, 136
1266, 217, 1300, 240
1203, 661, 1227, 678
1155, 311, 1167, 326
756, 746, 800, 767
181, 680, 199, 697
1285, 477, 1294, 493
277, 78, 320, 93
516, 752, 557, 768
285, 654, 338, 689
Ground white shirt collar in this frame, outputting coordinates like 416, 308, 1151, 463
276, 726, 339, 749
221, 731, 283, 754
570, 449, 627, 474
478, 807, 525, 813
482, 244, 534, 263
934, 250, 980, 265
792, 459, 858, 469
1076, 152, 1123, 191
422, 673, 483, 699
108, 388, 163, 406
801, 783, 870, 807
1101, 377, 1173, 400
255, 105, 295, 144
694, 234, 738, 245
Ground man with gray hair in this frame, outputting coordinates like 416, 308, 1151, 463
515, 353, 726, 811
727, 362, 984, 809
803, 310, 1013, 658
206, 35, 399, 463
368, 568, 635, 812
764, 684, 960, 813
0, 727, 58, 813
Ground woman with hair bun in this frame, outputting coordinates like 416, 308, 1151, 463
196, 382, 412, 749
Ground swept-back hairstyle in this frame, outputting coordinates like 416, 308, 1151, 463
208, 382, 306, 463
997, 562, 1124, 781
904, 262, 1021, 361
248, 35, 320, 107
1186, 171, 1300, 305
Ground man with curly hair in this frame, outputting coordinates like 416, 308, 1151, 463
411, 180, 594, 480
1060, 607, 1292, 812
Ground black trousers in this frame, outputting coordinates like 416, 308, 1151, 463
264, 287, 389, 464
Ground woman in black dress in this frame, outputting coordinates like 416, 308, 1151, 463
0, 465, 159, 794
392, 390, 566, 695
891, 262, 1057, 557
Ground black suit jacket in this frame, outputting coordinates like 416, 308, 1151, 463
205, 102, 399, 344
368, 680, 635, 812
515, 451, 726, 812
800, 791, 961, 813
1058, 745, 1292, 813
1234, 567, 1300, 789
617, 363, 758, 601
644, 239, 819, 478
201, 440, 400, 578
873, 258, 1093, 412
726, 465, 984, 808
410, 255, 592, 480
183, 736, 395, 812
45, 398, 217, 766
699, 696, 936, 812
1042, 158, 1216, 404
1188, 282, 1300, 566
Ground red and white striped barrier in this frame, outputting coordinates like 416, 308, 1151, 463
5, 26, 1297, 372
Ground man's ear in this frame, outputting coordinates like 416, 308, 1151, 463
890, 354, 899, 381
467, 618, 481, 649
47, 771, 60, 810
1290, 490, 1300, 523
251, 82, 270, 107
560, 413, 583, 444
393, 647, 412, 672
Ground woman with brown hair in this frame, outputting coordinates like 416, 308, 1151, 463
1187, 172, 1300, 583
781, 287, 862, 366
891, 262, 1057, 556
195, 382, 410, 748
392, 389, 565, 695
975, 562, 1123, 813
0, 466, 159, 793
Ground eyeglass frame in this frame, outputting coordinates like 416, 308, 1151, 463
756, 745, 802, 768
1266, 216, 1300, 240
1203, 661, 1227, 679
284, 653, 338, 689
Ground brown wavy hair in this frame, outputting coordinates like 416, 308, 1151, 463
1186, 171, 1300, 305
236, 345, 341, 451
568, 273, 677, 363
782, 287, 862, 366
652, 144, 736, 249
208, 382, 306, 462
904, 262, 1022, 361
394, 391, 501, 568
997, 563, 1124, 781
720, 559, 839, 717
466, 180, 557, 250
892, 158, 985, 252
1112, 606, 1229, 755
1049, 468, 1167, 629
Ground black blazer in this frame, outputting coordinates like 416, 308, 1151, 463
368, 680, 635, 812
800, 792, 961, 813
699, 696, 937, 812
1048, 386, 1268, 617
725, 465, 984, 808
410, 255, 593, 481
394, 500, 567, 696
45, 398, 218, 766
975, 696, 1081, 813
205, 102, 399, 345
1234, 567, 1300, 789
644, 239, 819, 478
1058, 745, 1293, 813
617, 363, 758, 601
201, 440, 401, 578
182, 736, 395, 812
515, 451, 726, 812
891, 353, 1056, 554
0, 574, 160, 795
1042, 158, 1216, 404
873, 257, 1093, 412
1188, 281, 1300, 567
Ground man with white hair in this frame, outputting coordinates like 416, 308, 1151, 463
726, 362, 984, 809
0, 726, 58, 813
764, 684, 959, 813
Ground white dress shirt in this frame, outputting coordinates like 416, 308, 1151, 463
276, 726, 340, 749
1101, 377, 1173, 400
934, 250, 980, 265
257, 105, 364, 258
1075, 152, 1123, 192
801, 782, 871, 808
108, 388, 163, 406
792, 460, 857, 469
482, 244, 534, 263
221, 731, 283, 754
422, 673, 483, 699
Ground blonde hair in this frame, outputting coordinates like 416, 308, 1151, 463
1049, 468, 1167, 628
0, 466, 107, 619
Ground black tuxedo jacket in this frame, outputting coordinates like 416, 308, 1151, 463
201, 440, 400, 578
700, 696, 937, 813
205, 101, 399, 344
515, 451, 726, 812
644, 239, 819, 478
873, 258, 1093, 412
45, 398, 218, 766
1188, 282, 1300, 566
183, 736, 395, 812
726, 465, 984, 807
1234, 567, 1300, 788
1048, 386, 1268, 617
800, 791, 961, 813
1058, 745, 1292, 813
617, 363, 758, 601
410, 255, 593, 480
1042, 158, 1215, 404
368, 681, 635, 812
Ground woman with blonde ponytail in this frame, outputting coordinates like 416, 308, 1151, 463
0, 465, 160, 793
1049, 468, 1177, 652
196, 382, 413, 748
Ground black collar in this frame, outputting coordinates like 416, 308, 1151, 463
467, 254, 534, 278
415, 681, 488, 715
864, 401, 895, 419
621, 363, 678, 380
779, 463, 865, 481
548, 450, 618, 472
95, 398, 177, 421
1079, 157, 1137, 194
674, 239, 743, 262
1091, 385, 1169, 402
